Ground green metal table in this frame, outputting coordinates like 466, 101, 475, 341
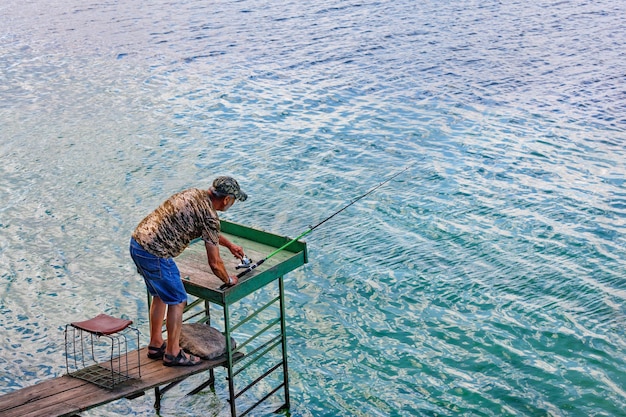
174, 220, 308, 417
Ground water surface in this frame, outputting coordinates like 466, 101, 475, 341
1, 0, 625, 416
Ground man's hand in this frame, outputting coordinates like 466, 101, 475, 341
228, 243, 245, 260
219, 235, 245, 259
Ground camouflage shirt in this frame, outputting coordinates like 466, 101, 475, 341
132, 188, 220, 258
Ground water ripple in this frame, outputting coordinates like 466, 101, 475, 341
2, 0, 626, 415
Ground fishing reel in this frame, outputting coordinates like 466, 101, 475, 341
236, 255, 252, 269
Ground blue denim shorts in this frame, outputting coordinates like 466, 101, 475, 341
130, 238, 187, 305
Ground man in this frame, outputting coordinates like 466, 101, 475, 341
130, 176, 247, 366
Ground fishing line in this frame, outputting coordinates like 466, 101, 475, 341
231, 163, 415, 282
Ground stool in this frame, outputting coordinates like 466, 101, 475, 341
65, 314, 141, 389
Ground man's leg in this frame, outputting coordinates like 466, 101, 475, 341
164, 301, 185, 356
149, 296, 167, 348
163, 301, 201, 364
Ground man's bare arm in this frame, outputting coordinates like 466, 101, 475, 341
205, 241, 238, 285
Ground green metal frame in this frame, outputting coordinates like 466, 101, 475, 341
182, 221, 307, 306
149, 220, 307, 416
220, 275, 291, 416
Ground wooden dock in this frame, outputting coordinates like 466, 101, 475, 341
0, 347, 230, 417
0, 221, 307, 416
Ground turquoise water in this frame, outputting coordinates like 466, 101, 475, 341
1, 0, 625, 416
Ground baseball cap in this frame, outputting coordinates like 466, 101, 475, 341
213, 176, 248, 201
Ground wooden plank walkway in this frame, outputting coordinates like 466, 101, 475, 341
0, 347, 231, 417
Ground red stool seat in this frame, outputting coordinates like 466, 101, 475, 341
71, 314, 133, 335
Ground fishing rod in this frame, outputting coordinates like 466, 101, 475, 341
226, 163, 415, 286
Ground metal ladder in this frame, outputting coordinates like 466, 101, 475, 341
150, 275, 291, 416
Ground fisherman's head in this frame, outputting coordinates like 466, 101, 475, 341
211, 176, 247, 211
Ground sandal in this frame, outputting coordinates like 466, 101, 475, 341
163, 350, 201, 367
147, 342, 166, 360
